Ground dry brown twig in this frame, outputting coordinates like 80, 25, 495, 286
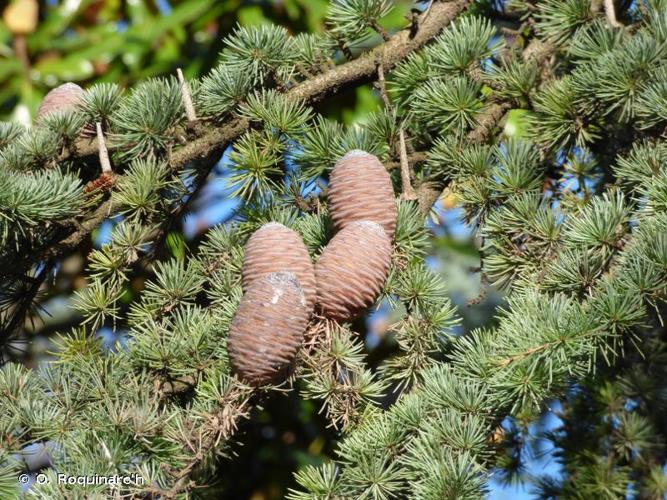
399, 129, 418, 200
176, 67, 197, 122
95, 122, 112, 175
375, 54, 392, 108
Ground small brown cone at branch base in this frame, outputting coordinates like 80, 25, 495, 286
228, 272, 310, 386
83, 173, 114, 194
36, 83, 85, 120
242, 222, 316, 312
328, 150, 397, 239
316, 220, 392, 322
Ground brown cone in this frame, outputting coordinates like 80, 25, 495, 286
228, 272, 310, 386
242, 222, 316, 312
328, 150, 397, 239
37, 83, 85, 120
316, 220, 392, 322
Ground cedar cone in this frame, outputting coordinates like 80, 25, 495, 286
316, 220, 392, 322
328, 150, 397, 239
36, 83, 85, 120
228, 272, 310, 386
242, 222, 316, 312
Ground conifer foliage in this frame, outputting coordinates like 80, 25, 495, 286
1, 0, 667, 498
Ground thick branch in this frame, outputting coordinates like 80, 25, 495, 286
95, 122, 112, 174
177, 68, 197, 122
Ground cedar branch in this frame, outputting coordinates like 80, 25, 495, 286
399, 129, 418, 200
37, 0, 471, 267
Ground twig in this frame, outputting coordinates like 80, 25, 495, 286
375, 55, 391, 108
415, 89, 535, 215
604, 0, 623, 27
496, 341, 556, 368
13, 35, 30, 71
334, 34, 354, 61
370, 20, 391, 42
62, 1, 470, 162
177, 68, 197, 122
399, 129, 417, 200
416, 37, 555, 215
0, 265, 50, 355
95, 122, 112, 174
467, 239, 489, 306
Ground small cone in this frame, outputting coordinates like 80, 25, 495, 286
37, 83, 84, 120
316, 220, 392, 322
328, 150, 397, 239
228, 272, 310, 386
242, 222, 316, 312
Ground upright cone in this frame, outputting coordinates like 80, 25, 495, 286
242, 222, 316, 312
228, 272, 310, 386
37, 83, 84, 120
316, 220, 392, 322
328, 150, 397, 239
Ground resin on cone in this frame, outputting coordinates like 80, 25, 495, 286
242, 222, 316, 312
37, 83, 85, 119
316, 220, 392, 322
328, 150, 397, 239
228, 272, 310, 386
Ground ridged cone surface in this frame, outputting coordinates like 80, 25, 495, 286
37, 83, 84, 119
242, 223, 316, 313
228, 272, 310, 386
328, 150, 397, 239
316, 221, 392, 322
